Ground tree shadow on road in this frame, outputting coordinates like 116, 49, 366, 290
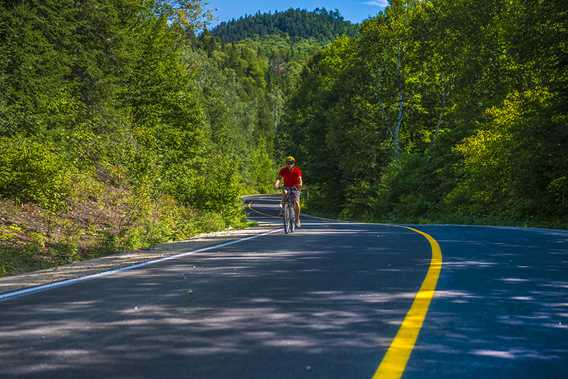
0, 225, 428, 379
403, 226, 568, 379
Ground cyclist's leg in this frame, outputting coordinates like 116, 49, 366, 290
293, 191, 301, 226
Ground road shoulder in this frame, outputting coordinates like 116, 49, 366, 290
0, 225, 275, 295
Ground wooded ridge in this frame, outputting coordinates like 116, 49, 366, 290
210, 8, 359, 42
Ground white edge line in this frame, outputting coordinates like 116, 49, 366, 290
0, 228, 282, 303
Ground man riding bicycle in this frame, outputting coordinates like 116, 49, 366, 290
274, 156, 303, 228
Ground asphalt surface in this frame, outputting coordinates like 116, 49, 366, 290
0, 195, 567, 378
403, 225, 568, 379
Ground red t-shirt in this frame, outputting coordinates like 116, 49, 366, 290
279, 166, 302, 187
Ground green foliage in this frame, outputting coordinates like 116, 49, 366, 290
194, 34, 321, 193
1, 0, 328, 276
0, 0, 341, 278
0, 136, 73, 211
0, 246, 47, 277
211, 8, 358, 43
284, 0, 568, 227
450, 87, 568, 221
250, 137, 277, 193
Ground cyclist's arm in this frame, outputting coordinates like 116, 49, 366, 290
296, 176, 303, 191
274, 175, 283, 189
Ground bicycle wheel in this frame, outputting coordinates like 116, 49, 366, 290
288, 203, 295, 233
283, 203, 290, 234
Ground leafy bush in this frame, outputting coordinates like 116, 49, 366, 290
0, 135, 74, 211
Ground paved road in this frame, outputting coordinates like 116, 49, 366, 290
0, 195, 567, 378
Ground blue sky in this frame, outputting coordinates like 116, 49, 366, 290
206, 0, 389, 26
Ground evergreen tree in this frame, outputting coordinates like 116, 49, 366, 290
211, 8, 358, 43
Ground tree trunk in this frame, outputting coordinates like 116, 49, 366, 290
432, 91, 448, 147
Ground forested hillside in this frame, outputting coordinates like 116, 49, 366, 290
0, 0, 321, 275
281, 0, 567, 227
210, 8, 358, 42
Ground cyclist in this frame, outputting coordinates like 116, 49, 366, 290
274, 156, 303, 227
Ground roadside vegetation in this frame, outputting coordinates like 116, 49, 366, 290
0, 1, 354, 276
282, 0, 567, 228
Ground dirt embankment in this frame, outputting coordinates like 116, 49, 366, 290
0, 186, 141, 276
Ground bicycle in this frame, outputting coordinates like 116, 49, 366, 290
281, 187, 299, 234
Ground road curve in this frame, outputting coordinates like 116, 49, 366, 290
0, 195, 566, 378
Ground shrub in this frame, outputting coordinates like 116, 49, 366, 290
0, 135, 74, 211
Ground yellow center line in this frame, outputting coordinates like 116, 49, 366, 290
372, 227, 443, 379
248, 200, 442, 377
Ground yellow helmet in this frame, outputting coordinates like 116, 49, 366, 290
286, 156, 296, 163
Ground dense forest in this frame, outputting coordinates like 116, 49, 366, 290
210, 8, 358, 43
1, 0, 566, 276
0, 1, 323, 275
281, 0, 567, 227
